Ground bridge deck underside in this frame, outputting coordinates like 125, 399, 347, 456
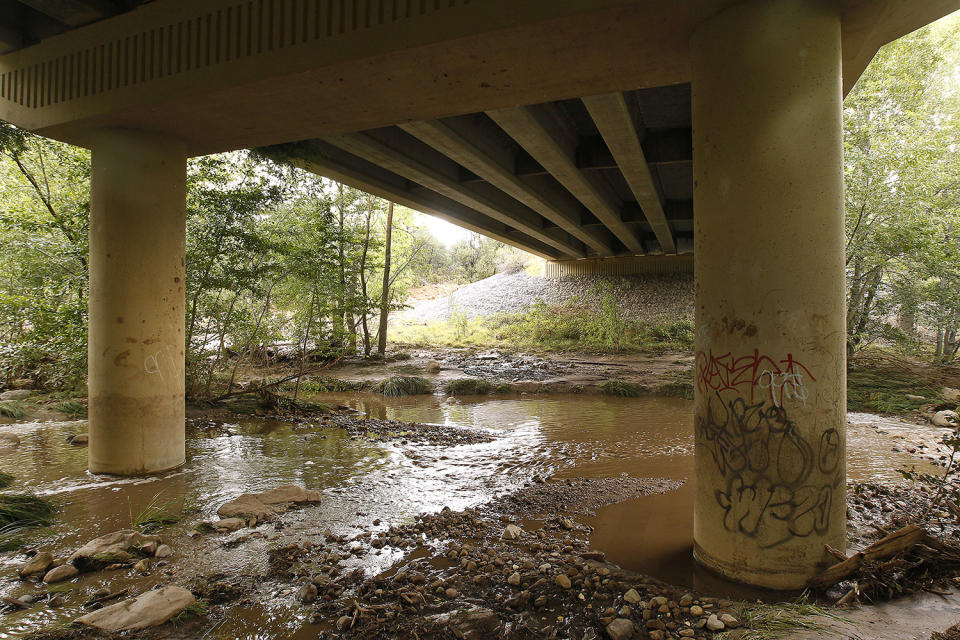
262, 84, 694, 260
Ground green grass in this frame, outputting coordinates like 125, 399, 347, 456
52, 400, 86, 418
847, 365, 941, 414
654, 369, 694, 400
282, 377, 362, 393
599, 379, 642, 397
0, 494, 55, 528
0, 401, 26, 419
374, 376, 433, 397
0, 471, 13, 488
444, 378, 493, 395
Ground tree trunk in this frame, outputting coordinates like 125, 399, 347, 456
359, 200, 373, 356
377, 201, 394, 355
293, 285, 317, 403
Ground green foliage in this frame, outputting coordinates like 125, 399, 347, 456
0, 493, 55, 528
0, 471, 12, 488
844, 15, 960, 359
374, 376, 432, 397
599, 380, 641, 397
654, 370, 694, 400
444, 378, 493, 395
0, 400, 26, 419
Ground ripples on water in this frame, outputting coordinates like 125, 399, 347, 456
0, 393, 934, 638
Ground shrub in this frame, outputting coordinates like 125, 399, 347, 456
53, 399, 87, 418
0, 401, 26, 419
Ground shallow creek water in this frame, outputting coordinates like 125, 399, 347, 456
0, 393, 938, 638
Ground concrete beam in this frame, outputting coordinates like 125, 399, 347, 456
400, 118, 615, 256
487, 104, 645, 255
16, 0, 117, 27
583, 92, 677, 254
259, 141, 561, 260
322, 131, 586, 259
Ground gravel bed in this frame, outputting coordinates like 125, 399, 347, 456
399, 272, 693, 323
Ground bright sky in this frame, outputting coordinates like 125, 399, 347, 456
414, 211, 473, 247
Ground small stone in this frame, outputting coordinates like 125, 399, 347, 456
720, 613, 739, 628
336, 615, 352, 631
534, 595, 548, 608
605, 617, 635, 640
502, 524, 523, 540
297, 583, 318, 603
646, 619, 665, 630
555, 574, 572, 589
618, 606, 631, 617
445, 587, 458, 599
706, 614, 725, 631
690, 605, 703, 616
43, 564, 78, 583
507, 571, 521, 586
539, 563, 552, 573
68, 433, 89, 445
133, 559, 150, 574
648, 631, 664, 640
153, 544, 173, 558
678, 593, 693, 607
623, 588, 642, 604
560, 517, 575, 530
679, 631, 695, 638
215, 518, 246, 532
19, 552, 54, 578
426, 360, 442, 373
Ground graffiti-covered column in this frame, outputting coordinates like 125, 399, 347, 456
88, 130, 187, 475
691, 0, 845, 589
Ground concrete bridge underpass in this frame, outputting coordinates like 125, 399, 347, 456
2, 0, 957, 590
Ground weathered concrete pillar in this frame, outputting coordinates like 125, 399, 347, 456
691, 0, 846, 589
88, 130, 187, 475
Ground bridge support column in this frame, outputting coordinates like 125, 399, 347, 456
88, 130, 187, 475
690, 0, 846, 589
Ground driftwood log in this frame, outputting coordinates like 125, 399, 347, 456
807, 525, 960, 591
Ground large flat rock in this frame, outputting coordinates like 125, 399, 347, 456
75, 585, 195, 632
69, 530, 161, 572
217, 485, 322, 523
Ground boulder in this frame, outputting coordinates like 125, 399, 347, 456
43, 564, 79, 583
943, 388, 960, 402
67, 433, 89, 445
214, 517, 246, 532
69, 530, 161, 572
426, 360, 442, 373
154, 544, 173, 558
428, 606, 500, 640
18, 551, 53, 578
217, 485, 322, 523
933, 410, 959, 427
74, 585, 195, 632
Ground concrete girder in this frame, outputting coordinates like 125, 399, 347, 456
582, 92, 677, 254
400, 118, 616, 256
322, 131, 587, 259
487, 105, 646, 255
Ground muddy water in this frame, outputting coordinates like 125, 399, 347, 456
0, 394, 937, 638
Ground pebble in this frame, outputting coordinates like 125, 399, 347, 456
508, 572, 521, 586
42, 564, 78, 583
297, 583, 318, 603
154, 544, 173, 558
502, 524, 523, 540
336, 615, 352, 631
19, 552, 54, 578
623, 588, 642, 604
689, 605, 703, 616
720, 613, 739, 628
554, 574, 572, 589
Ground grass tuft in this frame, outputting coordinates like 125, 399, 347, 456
728, 592, 846, 640
129, 490, 183, 532
53, 400, 87, 418
444, 378, 493, 396
0, 493, 55, 528
0, 401, 26, 419
599, 379, 641, 397
0, 471, 13, 488
374, 376, 433, 397
170, 600, 208, 626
